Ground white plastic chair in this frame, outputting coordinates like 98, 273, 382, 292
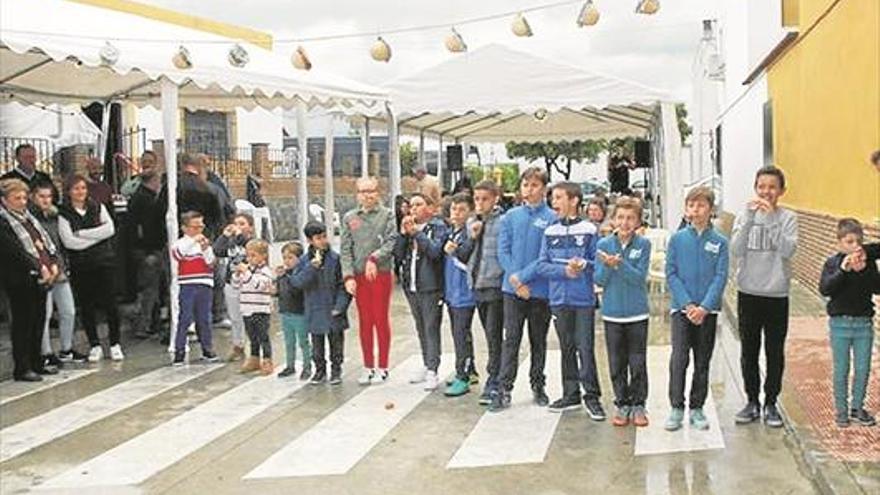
235, 199, 274, 241
644, 228, 670, 293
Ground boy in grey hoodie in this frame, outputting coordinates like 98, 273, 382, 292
731, 166, 798, 428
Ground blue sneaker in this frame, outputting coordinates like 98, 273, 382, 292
444, 378, 470, 397
690, 408, 710, 430
665, 407, 685, 431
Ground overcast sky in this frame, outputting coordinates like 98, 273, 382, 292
142, 0, 719, 106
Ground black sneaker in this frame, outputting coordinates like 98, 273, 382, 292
59, 349, 89, 363
43, 354, 63, 369
584, 398, 607, 421
850, 409, 877, 426
300, 366, 312, 381
329, 369, 342, 385
836, 412, 851, 428
532, 386, 549, 407
310, 369, 327, 385
763, 404, 784, 428
200, 351, 220, 363
278, 366, 297, 378
172, 352, 185, 366
735, 402, 761, 424
478, 388, 494, 406
548, 396, 582, 413
488, 390, 511, 413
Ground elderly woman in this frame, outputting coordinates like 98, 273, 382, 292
0, 178, 60, 381
58, 174, 124, 362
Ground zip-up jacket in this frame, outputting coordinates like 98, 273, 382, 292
595, 233, 652, 321
393, 216, 449, 293
277, 265, 305, 314
213, 233, 250, 284
665, 225, 729, 312
288, 248, 351, 334
532, 217, 598, 308
819, 251, 880, 317
444, 225, 475, 308
340, 205, 397, 278
497, 202, 556, 299
456, 207, 504, 291
172, 235, 215, 287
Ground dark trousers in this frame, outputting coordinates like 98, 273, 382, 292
738, 292, 789, 405
8, 284, 46, 377
175, 284, 213, 354
404, 290, 443, 372
312, 331, 344, 373
604, 319, 649, 407
500, 295, 550, 391
554, 307, 601, 400
70, 264, 120, 346
132, 248, 164, 334
243, 313, 271, 359
668, 312, 718, 409
476, 295, 504, 392
448, 306, 476, 380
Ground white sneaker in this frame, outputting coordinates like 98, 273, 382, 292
358, 368, 375, 386
409, 367, 428, 384
109, 344, 125, 361
88, 345, 104, 363
371, 369, 389, 385
424, 370, 439, 391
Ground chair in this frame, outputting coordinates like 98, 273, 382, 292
644, 228, 670, 293
235, 199, 274, 241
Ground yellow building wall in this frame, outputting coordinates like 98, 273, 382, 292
767, 0, 880, 223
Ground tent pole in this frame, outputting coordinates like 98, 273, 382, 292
160, 78, 180, 354
99, 100, 112, 166
438, 134, 444, 189
324, 114, 336, 245
361, 117, 370, 177
419, 131, 426, 173
387, 103, 400, 201
296, 101, 309, 243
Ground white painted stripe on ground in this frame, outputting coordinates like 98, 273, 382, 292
244, 353, 454, 479
447, 350, 562, 469
39, 363, 305, 489
0, 364, 220, 463
634, 345, 725, 456
0, 368, 98, 406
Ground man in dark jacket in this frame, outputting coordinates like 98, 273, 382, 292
128, 170, 168, 337
394, 192, 450, 391
176, 153, 222, 239
1, 144, 58, 203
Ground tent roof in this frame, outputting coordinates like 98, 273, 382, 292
384, 44, 673, 142
0, 0, 389, 114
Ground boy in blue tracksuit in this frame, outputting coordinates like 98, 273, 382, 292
595, 197, 652, 427
443, 193, 478, 397
491, 167, 558, 412
664, 186, 729, 432
535, 182, 605, 420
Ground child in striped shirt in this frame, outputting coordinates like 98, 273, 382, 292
171, 211, 218, 366
232, 239, 276, 375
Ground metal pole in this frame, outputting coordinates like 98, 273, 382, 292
361, 117, 370, 178
160, 79, 179, 354
296, 101, 309, 242
324, 114, 336, 245
387, 103, 400, 201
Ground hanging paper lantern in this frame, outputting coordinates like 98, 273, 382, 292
533, 108, 548, 122
445, 28, 467, 53
577, 1, 600, 27
370, 36, 392, 62
172, 45, 192, 70
291, 46, 312, 70
99, 42, 119, 66
636, 0, 660, 15
511, 13, 533, 37
228, 43, 250, 68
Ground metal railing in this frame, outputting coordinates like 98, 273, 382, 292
0, 137, 56, 175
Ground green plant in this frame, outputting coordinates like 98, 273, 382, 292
505, 140, 605, 180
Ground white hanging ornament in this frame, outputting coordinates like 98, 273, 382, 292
511, 13, 533, 37
577, 1, 600, 27
291, 46, 312, 71
370, 36, 392, 62
445, 28, 467, 53
533, 108, 549, 122
228, 43, 250, 68
99, 42, 119, 66
172, 45, 192, 70
636, 0, 660, 15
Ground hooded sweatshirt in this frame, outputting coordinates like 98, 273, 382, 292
730, 207, 798, 298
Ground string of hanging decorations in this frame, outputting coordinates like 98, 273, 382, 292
4, 0, 659, 71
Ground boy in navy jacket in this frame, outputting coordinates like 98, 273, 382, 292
595, 197, 652, 427
491, 167, 557, 412
664, 186, 729, 432
288, 221, 351, 385
394, 192, 450, 391
534, 182, 603, 420
442, 193, 478, 397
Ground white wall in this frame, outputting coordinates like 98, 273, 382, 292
235, 108, 282, 148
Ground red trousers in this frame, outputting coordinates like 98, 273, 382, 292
354, 271, 392, 369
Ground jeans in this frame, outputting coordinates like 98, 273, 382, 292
43, 281, 76, 354
448, 306, 476, 380
404, 290, 443, 372
668, 312, 718, 409
176, 284, 213, 354
553, 307, 600, 400
738, 292, 789, 405
281, 312, 311, 368
500, 295, 550, 391
829, 316, 874, 414
604, 319, 649, 407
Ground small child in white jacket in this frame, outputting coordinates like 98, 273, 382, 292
231, 239, 276, 375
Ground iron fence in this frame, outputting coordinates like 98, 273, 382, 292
0, 136, 56, 175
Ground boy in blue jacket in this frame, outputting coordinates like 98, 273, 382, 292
288, 221, 351, 386
595, 197, 652, 427
394, 192, 450, 391
664, 186, 729, 431
490, 167, 557, 412
535, 182, 604, 420
442, 193, 479, 397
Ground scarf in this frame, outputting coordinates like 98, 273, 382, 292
0, 204, 57, 261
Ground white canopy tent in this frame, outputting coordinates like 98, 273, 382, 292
379, 44, 683, 228
1, 0, 393, 349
